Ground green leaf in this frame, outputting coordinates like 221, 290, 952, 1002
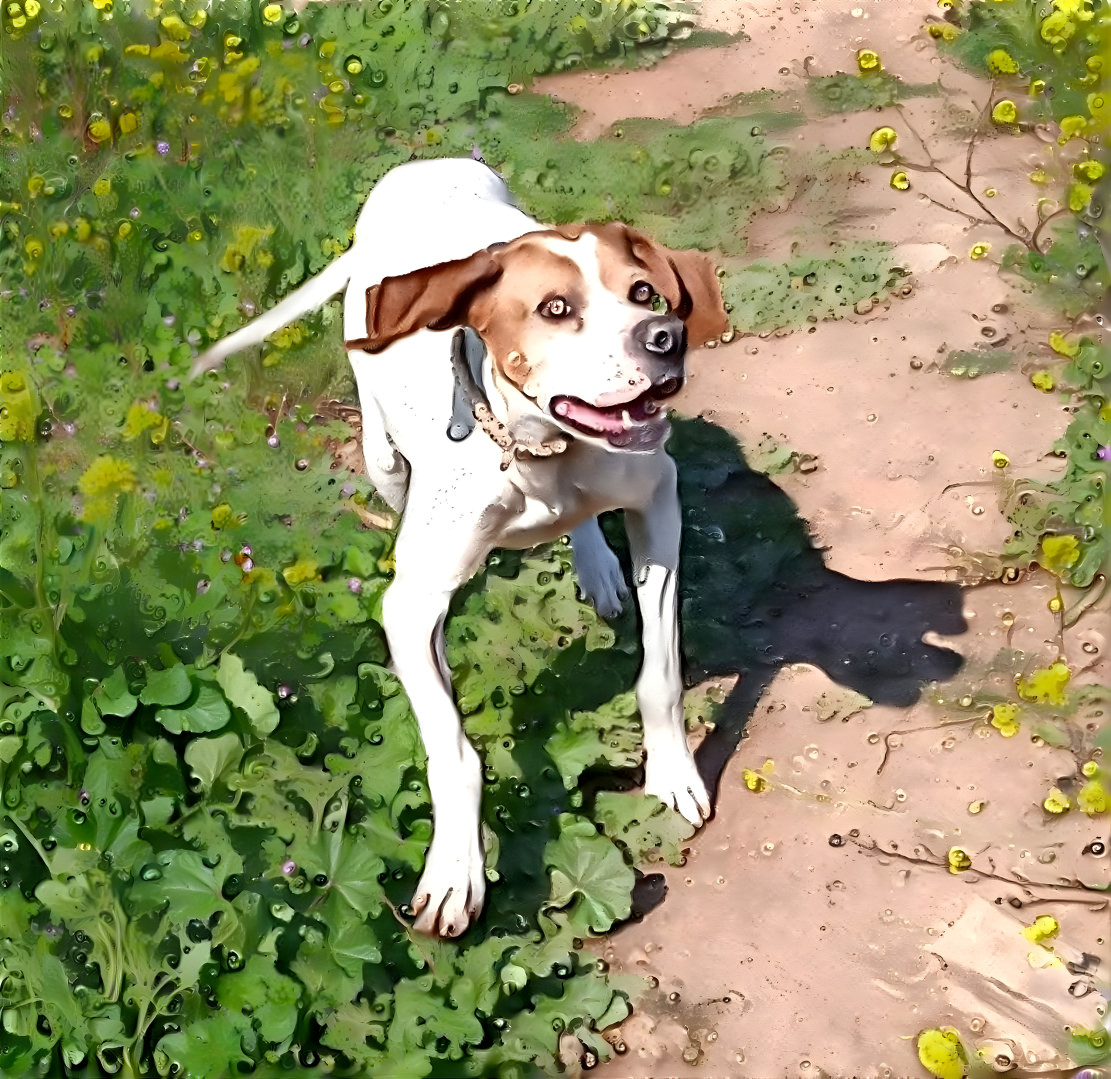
155, 683, 231, 734
595, 790, 694, 866
156, 1012, 251, 1079
219, 953, 302, 1045
129, 848, 241, 930
184, 732, 244, 792
140, 664, 192, 707
93, 666, 138, 717
317, 832, 386, 920
216, 652, 280, 736
543, 815, 634, 934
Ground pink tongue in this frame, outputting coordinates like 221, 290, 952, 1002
554, 398, 628, 435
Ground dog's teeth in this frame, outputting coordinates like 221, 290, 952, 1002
621, 409, 632, 429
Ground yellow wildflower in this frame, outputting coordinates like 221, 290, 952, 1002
1017, 661, 1071, 705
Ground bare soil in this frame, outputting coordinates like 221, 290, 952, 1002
539, 2, 1111, 1076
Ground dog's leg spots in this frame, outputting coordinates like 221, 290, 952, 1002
569, 518, 628, 619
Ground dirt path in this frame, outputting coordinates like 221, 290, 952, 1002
540, 3, 1110, 1075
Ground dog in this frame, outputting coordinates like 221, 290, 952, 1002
193, 157, 730, 936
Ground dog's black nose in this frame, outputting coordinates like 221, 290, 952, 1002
634, 316, 686, 358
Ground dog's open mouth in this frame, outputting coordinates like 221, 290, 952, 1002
549, 386, 676, 449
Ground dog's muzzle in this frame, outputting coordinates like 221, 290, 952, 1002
550, 375, 682, 452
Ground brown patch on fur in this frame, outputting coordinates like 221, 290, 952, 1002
588, 222, 731, 347
345, 250, 503, 353
468, 238, 587, 392
501, 348, 532, 387
343, 223, 729, 370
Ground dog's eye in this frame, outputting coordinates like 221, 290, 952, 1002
629, 281, 654, 305
539, 296, 572, 319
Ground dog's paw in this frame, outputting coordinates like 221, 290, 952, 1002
645, 757, 712, 827
574, 544, 629, 620
410, 837, 486, 938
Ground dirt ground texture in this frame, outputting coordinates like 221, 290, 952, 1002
540, 2, 1110, 1077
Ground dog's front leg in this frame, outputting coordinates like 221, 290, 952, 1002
626, 459, 711, 827
381, 508, 493, 937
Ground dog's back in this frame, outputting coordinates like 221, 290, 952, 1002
345, 158, 538, 327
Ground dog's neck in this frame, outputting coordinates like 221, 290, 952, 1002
449, 328, 571, 471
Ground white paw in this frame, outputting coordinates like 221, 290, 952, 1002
574, 544, 629, 620
645, 756, 712, 827
411, 836, 486, 938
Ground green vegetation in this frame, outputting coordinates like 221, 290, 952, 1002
2, 0, 1105, 1074
932, 0, 1110, 589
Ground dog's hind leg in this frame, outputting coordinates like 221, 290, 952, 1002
626, 458, 711, 827
569, 518, 628, 620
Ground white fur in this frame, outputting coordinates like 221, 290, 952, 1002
193, 158, 710, 937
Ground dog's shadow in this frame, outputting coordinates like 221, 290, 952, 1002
453, 416, 966, 931
665, 417, 966, 797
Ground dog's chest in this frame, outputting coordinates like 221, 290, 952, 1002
491, 448, 664, 548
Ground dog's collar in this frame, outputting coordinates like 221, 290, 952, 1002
448, 328, 571, 471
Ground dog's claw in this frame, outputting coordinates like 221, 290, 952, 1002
410, 841, 485, 937
645, 758, 712, 828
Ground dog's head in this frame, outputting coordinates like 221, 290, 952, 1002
346, 223, 730, 451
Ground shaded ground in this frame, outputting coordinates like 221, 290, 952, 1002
538, 2, 1111, 1075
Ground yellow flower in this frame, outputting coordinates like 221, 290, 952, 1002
856, 49, 881, 72
990, 702, 1020, 736
79, 455, 137, 521
1022, 915, 1060, 943
1048, 330, 1079, 357
1030, 370, 1055, 392
1043, 787, 1071, 813
220, 224, 273, 273
93, 177, 111, 197
890, 170, 910, 190
261, 2, 282, 23
991, 100, 1018, 124
87, 117, 112, 144
1039, 534, 1080, 576
986, 48, 1019, 74
868, 126, 897, 152
927, 23, 960, 41
282, 558, 320, 585
991, 450, 1009, 469
121, 402, 166, 441
1068, 183, 1092, 212
160, 13, 190, 40
1017, 661, 1071, 705
210, 502, 247, 529
741, 768, 768, 792
1059, 114, 1087, 141
1075, 160, 1105, 182
0, 371, 37, 442
917, 1028, 967, 1079
947, 847, 971, 873
970, 242, 990, 260
1077, 779, 1109, 815
118, 110, 139, 135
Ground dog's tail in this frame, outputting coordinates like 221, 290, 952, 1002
190, 249, 359, 378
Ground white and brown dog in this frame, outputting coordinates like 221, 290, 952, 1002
193, 157, 730, 936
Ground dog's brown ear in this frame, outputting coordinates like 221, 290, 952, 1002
345, 250, 503, 353
665, 246, 731, 349
599, 223, 731, 349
